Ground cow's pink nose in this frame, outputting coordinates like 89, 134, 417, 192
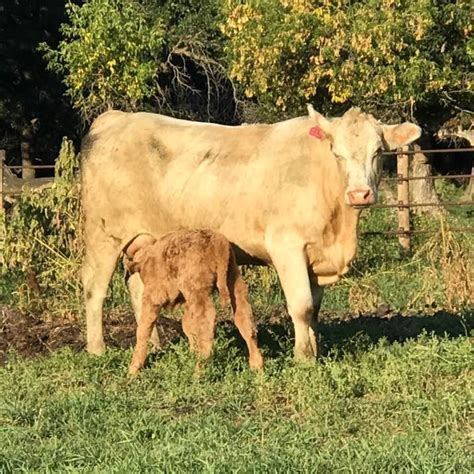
347, 188, 374, 206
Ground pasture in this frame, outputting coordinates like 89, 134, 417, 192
1, 303, 473, 472
0, 167, 472, 473
1, 140, 473, 472
2, 2, 473, 471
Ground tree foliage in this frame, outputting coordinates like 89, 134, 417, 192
41, 0, 233, 123
222, 0, 473, 122
0, 0, 79, 164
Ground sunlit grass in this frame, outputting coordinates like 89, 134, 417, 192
1, 322, 472, 472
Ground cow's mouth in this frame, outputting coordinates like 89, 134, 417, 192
351, 203, 373, 210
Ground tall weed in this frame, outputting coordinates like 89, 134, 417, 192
1, 139, 83, 314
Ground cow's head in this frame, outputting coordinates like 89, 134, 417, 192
307, 105, 421, 208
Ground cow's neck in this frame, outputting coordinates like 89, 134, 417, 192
305, 137, 362, 285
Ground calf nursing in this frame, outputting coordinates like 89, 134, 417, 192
124, 230, 264, 375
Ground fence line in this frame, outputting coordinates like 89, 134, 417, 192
381, 173, 472, 182
5, 164, 56, 170
1, 146, 473, 251
381, 147, 474, 155
361, 227, 474, 236
373, 201, 474, 209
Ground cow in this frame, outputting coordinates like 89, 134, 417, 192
124, 230, 264, 374
81, 105, 421, 360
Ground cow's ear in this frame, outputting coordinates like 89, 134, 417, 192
382, 123, 422, 150
307, 104, 332, 140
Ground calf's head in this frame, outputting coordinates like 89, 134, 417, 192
307, 105, 421, 208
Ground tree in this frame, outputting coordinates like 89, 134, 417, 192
0, 0, 80, 166
41, 0, 235, 123
222, 0, 473, 124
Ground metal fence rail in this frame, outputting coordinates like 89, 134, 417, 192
381, 173, 472, 182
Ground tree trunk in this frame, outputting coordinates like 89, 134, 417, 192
409, 143, 443, 216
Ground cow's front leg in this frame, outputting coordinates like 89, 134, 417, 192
269, 241, 315, 361
309, 280, 324, 358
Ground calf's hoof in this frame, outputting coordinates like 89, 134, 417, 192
249, 353, 264, 371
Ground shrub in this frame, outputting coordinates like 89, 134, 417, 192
40, 0, 230, 123
1, 138, 83, 314
222, 0, 473, 121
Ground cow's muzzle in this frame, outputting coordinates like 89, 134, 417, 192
347, 188, 375, 207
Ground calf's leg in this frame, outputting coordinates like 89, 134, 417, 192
127, 272, 161, 350
227, 261, 263, 370
182, 304, 198, 353
129, 295, 161, 375
183, 294, 216, 364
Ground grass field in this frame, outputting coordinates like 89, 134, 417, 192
1, 310, 472, 473
1, 163, 472, 472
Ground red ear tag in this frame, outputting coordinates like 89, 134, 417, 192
309, 126, 325, 139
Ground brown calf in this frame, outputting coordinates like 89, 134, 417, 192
125, 230, 264, 375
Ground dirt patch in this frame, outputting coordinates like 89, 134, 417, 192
1, 304, 471, 365
0, 305, 183, 364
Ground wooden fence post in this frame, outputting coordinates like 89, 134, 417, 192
397, 146, 411, 252
21, 141, 35, 180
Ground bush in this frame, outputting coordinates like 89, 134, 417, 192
1, 139, 83, 314
40, 0, 230, 123
222, 0, 473, 121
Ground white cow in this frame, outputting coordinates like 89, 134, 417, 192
81, 105, 421, 359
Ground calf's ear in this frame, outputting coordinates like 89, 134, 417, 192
307, 104, 333, 140
382, 122, 422, 150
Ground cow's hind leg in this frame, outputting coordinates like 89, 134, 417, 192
127, 272, 161, 350
309, 282, 324, 358
82, 239, 121, 355
227, 261, 263, 370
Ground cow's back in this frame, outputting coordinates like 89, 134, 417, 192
81, 112, 280, 258
81, 110, 348, 269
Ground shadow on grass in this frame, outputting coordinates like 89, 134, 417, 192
216, 309, 473, 361
319, 310, 473, 357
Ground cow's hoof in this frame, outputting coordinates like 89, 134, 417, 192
128, 364, 141, 376
87, 341, 106, 356
293, 349, 317, 364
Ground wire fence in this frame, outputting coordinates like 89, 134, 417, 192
1, 146, 473, 250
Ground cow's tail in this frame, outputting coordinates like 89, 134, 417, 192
215, 236, 231, 305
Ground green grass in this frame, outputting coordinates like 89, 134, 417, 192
1, 319, 472, 473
